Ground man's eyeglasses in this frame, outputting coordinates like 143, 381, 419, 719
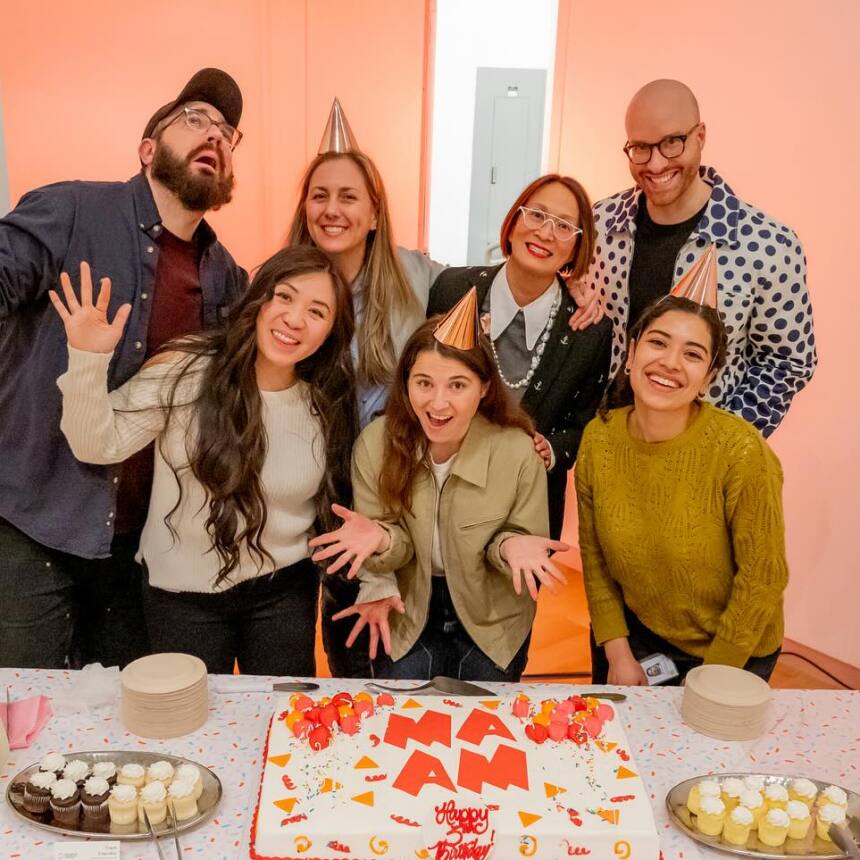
166, 107, 243, 151
518, 206, 582, 242
622, 123, 701, 165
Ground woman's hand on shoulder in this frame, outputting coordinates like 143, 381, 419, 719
533, 433, 553, 470
49, 261, 131, 354
308, 503, 389, 579
501, 535, 570, 601
331, 596, 406, 660
561, 271, 604, 331
604, 637, 649, 686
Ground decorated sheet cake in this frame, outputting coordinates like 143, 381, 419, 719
251, 691, 659, 859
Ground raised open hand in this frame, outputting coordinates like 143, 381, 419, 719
49, 261, 131, 354
308, 503, 388, 579
331, 596, 406, 660
501, 535, 570, 601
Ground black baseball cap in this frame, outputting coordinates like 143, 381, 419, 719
142, 68, 242, 140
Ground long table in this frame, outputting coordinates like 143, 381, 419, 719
1, 669, 857, 859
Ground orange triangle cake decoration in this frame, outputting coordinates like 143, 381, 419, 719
268, 753, 292, 767
355, 756, 378, 769
402, 698, 423, 709
544, 782, 567, 799
616, 766, 638, 779
594, 740, 617, 753
320, 777, 343, 793
480, 700, 500, 710
597, 808, 620, 825
352, 791, 375, 807
274, 797, 297, 814
518, 811, 542, 828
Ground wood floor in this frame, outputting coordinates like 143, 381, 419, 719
313, 560, 859, 691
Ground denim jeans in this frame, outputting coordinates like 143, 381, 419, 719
142, 556, 318, 676
0, 518, 148, 669
373, 578, 531, 682
589, 605, 781, 685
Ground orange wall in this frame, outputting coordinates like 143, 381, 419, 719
0, 0, 430, 273
553, 0, 860, 666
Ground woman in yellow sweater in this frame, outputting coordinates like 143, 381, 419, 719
576, 294, 788, 685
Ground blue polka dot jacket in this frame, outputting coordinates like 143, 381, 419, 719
589, 166, 816, 437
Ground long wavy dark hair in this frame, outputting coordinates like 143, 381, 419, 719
158, 245, 358, 586
379, 319, 533, 518
599, 295, 728, 420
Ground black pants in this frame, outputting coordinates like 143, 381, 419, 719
320, 574, 372, 678
372, 578, 531, 682
589, 605, 781, 685
142, 557, 318, 676
0, 518, 148, 669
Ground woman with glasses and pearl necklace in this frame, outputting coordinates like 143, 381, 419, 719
428, 174, 613, 538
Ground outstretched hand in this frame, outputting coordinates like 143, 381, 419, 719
559, 270, 604, 331
331, 595, 406, 660
49, 261, 131, 354
308, 503, 388, 579
501, 535, 570, 601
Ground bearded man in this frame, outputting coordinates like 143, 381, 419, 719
0, 68, 247, 669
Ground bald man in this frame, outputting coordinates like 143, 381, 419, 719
588, 79, 816, 435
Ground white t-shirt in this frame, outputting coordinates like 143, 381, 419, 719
429, 453, 456, 577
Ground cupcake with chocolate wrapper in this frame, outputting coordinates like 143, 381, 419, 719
49, 778, 81, 825
39, 752, 66, 778
81, 776, 111, 822
24, 770, 56, 814
92, 761, 117, 787
63, 759, 91, 787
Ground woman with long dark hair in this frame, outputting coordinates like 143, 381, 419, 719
428, 174, 613, 539
51, 246, 357, 675
577, 294, 788, 685
308, 312, 568, 682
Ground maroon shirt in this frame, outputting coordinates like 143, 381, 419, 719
114, 228, 202, 535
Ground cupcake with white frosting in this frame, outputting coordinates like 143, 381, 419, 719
695, 796, 726, 836
743, 774, 766, 793
738, 789, 764, 828
175, 763, 203, 801
720, 777, 744, 813
763, 782, 788, 811
81, 776, 111, 822
49, 778, 81, 825
687, 778, 720, 815
167, 779, 198, 821
146, 760, 175, 787
92, 761, 118, 786
786, 799, 811, 840
723, 804, 754, 845
63, 759, 91, 787
24, 770, 56, 814
107, 783, 137, 826
817, 784, 848, 812
758, 808, 790, 847
117, 762, 145, 789
788, 777, 817, 808
39, 752, 66, 778
138, 779, 168, 825
816, 803, 846, 842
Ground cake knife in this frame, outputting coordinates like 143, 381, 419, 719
212, 678, 320, 693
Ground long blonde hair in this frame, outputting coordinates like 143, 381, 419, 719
286, 151, 422, 387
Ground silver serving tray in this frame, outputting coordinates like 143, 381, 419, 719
4, 749, 222, 840
667, 773, 860, 859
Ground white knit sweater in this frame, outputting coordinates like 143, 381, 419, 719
57, 347, 325, 593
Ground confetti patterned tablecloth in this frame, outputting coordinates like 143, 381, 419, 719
0, 670, 857, 859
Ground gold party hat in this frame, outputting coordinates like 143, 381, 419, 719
318, 98, 359, 155
433, 287, 479, 350
670, 244, 718, 308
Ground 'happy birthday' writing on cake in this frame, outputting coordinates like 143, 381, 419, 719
428, 800, 495, 860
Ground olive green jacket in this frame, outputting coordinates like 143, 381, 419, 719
354, 414, 550, 668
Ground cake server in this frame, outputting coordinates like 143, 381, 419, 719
142, 807, 167, 860
366, 677, 495, 696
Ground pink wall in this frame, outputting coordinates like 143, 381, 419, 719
553, 0, 860, 666
0, 0, 430, 273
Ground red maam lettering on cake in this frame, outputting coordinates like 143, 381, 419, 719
457, 745, 529, 794
428, 801, 496, 860
455, 708, 515, 746
383, 710, 452, 750
392, 749, 457, 797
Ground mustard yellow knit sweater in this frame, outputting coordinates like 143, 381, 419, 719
575, 403, 788, 668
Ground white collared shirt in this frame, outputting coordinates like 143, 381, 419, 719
489, 264, 558, 350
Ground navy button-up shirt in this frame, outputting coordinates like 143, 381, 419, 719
0, 173, 247, 558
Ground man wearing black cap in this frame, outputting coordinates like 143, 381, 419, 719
0, 68, 248, 669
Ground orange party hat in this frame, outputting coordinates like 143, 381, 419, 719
670, 244, 718, 308
318, 98, 360, 155
433, 287, 479, 350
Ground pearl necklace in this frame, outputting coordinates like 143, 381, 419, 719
487, 288, 562, 390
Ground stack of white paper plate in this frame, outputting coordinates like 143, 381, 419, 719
681, 664, 771, 741
120, 653, 208, 739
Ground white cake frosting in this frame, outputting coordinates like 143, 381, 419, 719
110, 783, 137, 802
83, 776, 110, 797
790, 777, 816, 798
822, 785, 848, 806
722, 777, 744, 797
787, 799, 810, 820
765, 808, 790, 827
120, 762, 145, 779
168, 779, 193, 799
147, 760, 175, 782
29, 770, 57, 790
63, 760, 90, 783
743, 774, 766, 792
51, 778, 78, 800
93, 761, 117, 780
698, 779, 721, 797
251, 694, 660, 859
699, 796, 725, 816
818, 802, 846, 824
730, 805, 754, 825
141, 781, 167, 803
176, 763, 201, 786
739, 789, 763, 809
40, 752, 66, 773
765, 783, 788, 801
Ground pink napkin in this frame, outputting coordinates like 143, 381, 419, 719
0, 695, 53, 749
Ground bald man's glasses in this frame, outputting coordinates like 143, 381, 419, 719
623, 123, 701, 165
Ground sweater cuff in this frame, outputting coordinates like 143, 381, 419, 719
702, 635, 748, 668
591, 614, 630, 647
